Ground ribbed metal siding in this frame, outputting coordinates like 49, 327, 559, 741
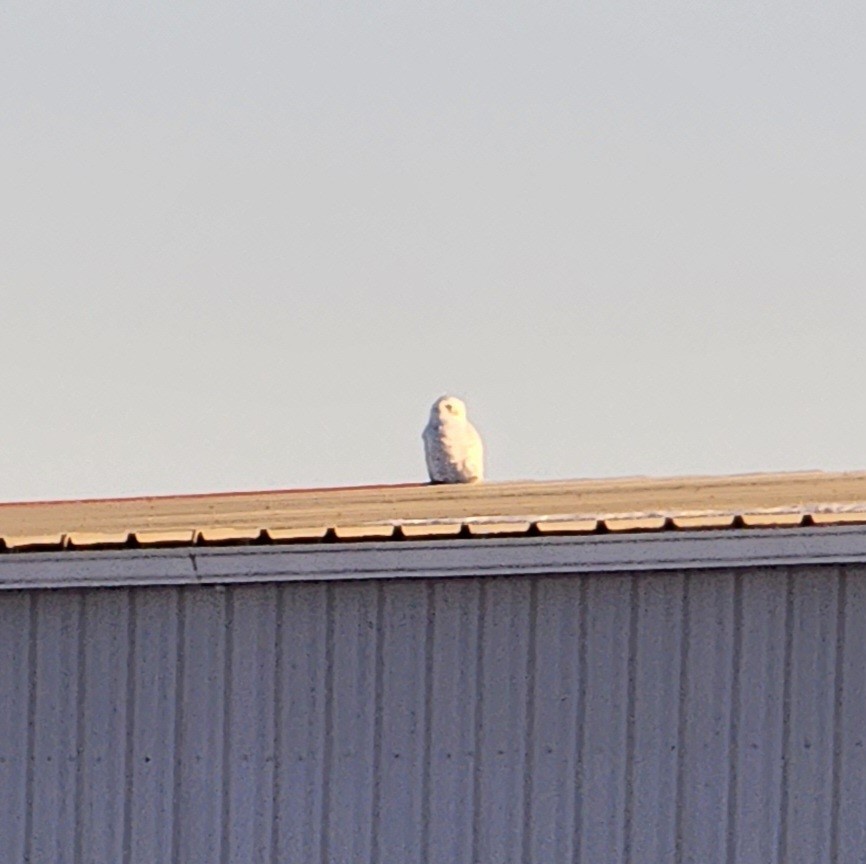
1, 566, 864, 863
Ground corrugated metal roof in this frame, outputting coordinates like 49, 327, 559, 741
2, 470, 866, 551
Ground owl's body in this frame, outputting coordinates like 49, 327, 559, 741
422, 396, 484, 484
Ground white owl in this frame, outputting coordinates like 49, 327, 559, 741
422, 395, 484, 484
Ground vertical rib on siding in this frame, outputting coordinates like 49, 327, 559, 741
836, 565, 866, 863
677, 570, 736, 864
173, 586, 226, 864
475, 578, 532, 864
782, 569, 839, 863
426, 578, 481, 864
525, 576, 582, 862
78, 589, 131, 864
126, 588, 179, 864
29, 590, 82, 864
577, 575, 633, 864
2, 566, 865, 863
224, 585, 278, 863
323, 581, 380, 863
628, 572, 684, 863
730, 569, 787, 863
0, 591, 32, 863
373, 580, 429, 864
273, 582, 328, 863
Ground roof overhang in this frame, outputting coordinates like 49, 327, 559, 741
2, 523, 866, 591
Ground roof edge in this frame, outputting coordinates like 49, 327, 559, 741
2, 524, 865, 591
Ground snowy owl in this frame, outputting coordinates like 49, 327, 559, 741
422, 395, 484, 484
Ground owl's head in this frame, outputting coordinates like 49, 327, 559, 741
431, 395, 467, 422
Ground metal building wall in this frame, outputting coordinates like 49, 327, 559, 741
1, 565, 864, 864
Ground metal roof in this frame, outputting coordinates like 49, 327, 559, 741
2, 469, 866, 552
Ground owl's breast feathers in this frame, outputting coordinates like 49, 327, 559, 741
423, 419, 484, 483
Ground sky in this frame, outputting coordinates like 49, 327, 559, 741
1, 2, 864, 502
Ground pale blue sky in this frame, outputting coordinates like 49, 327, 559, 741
2, 2, 864, 501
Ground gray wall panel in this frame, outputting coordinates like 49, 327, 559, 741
273, 582, 328, 863
731, 569, 787, 864
3, 563, 866, 863
578, 575, 632, 864
126, 588, 178, 864
526, 576, 581, 863
628, 573, 684, 863
837, 569, 866, 864
475, 578, 532, 864
30, 591, 81, 864
784, 570, 840, 864
374, 581, 429, 864
678, 571, 736, 864
425, 578, 480, 864
78, 590, 130, 864
225, 585, 277, 864
174, 587, 226, 864
325, 581, 379, 864
0, 592, 32, 863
